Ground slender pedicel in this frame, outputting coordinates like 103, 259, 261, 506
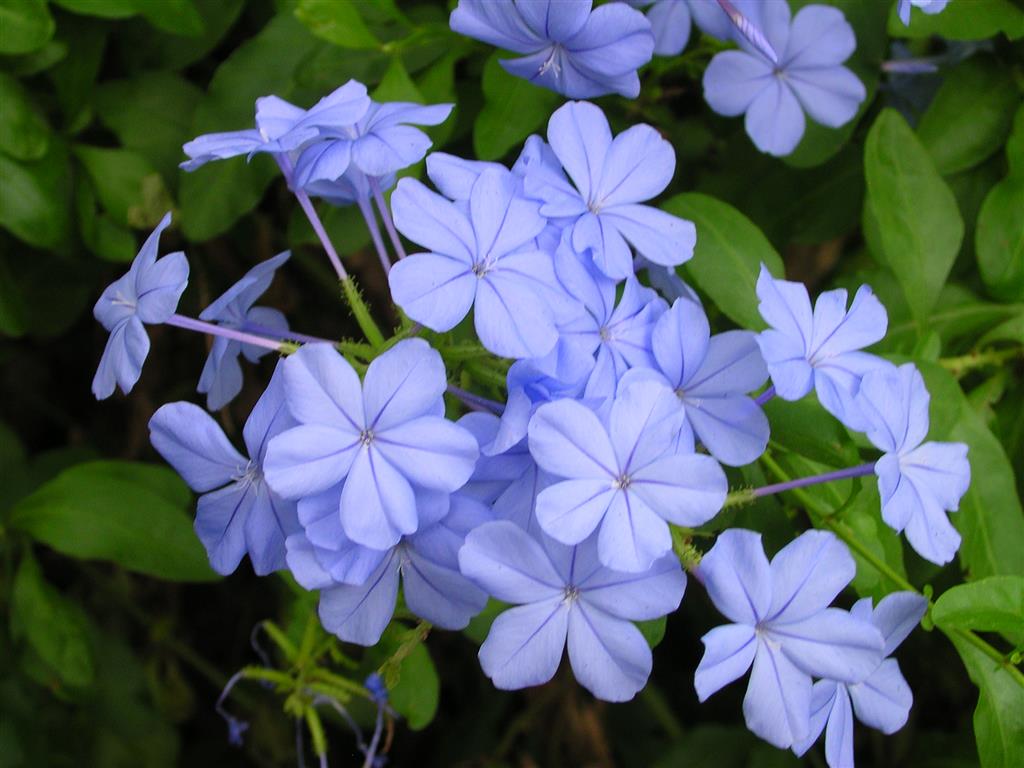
166, 314, 285, 352
358, 196, 393, 275
447, 384, 505, 414
370, 176, 407, 260
750, 462, 875, 498
754, 385, 776, 406
240, 322, 335, 346
276, 155, 349, 281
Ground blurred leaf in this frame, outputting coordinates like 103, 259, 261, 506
462, 599, 506, 645
978, 310, 1024, 347
0, 0, 55, 55
48, 17, 106, 124
137, 0, 203, 37
977, 176, 1024, 301
52, 0, 135, 17
865, 109, 964, 323
842, 481, 908, 601
179, 13, 321, 240
11, 552, 95, 688
890, 0, 1024, 40
295, 0, 379, 49
94, 72, 202, 183
372, 54, 422, 102
388, 639, 439, 730
3, 38, 67, 75
0, 73, 49, 161
474, 52, 560, 162
0, 138, 73, 250
118, 0, 243, 70
74, 146, 169, 229
946, 632, 1024, 768
761, 398, 860, 467
75, 175, 137, 262
662, 193, 785, 330
0, 249, 91, 337
638, 617, 667, 648
9, 461, 219, 582
933, 577, 1024, 642
917, 57, 1018, 176
918, 363, 1024, 579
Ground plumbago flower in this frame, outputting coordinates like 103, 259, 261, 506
755, 265, 890, 431
263, 340, 479, 549
449, 0, 655, 98
620, 297, 770, 466
388, 167, 574, 359
897, 0, 949, 26
695, 529, 885, 749
529, 381, 727, 572
459, 520, 686, 701
526, 100, 696, 280
197, 252, 290, 411
794, 592, 927, 768
856, 364, 970, 565
92, 213, 188, 399
149, 365, 299, 575
703, 3, 866, 156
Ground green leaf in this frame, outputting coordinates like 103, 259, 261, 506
74, 174, 137, 262
918, 362, 1024, 579
179, 13, 321, 240
0, 0, 55, 55
946, 632, 1024, 768
462, 599, 506, 645
0, 250, 91, 338
118, 0, 243, 71
0, 73, 49, 161
842, 481, 908, 601
295, 0, 379, 49
8, 461, 218, 582
51, 0, 135, 18
74, 146, 169, 229
11, 552, 95, 688
372, 55, 422, 103
388, 641, 439, 731
661, 193, 784, 329
890, 0, 1024, 40
0, 138, 72, 251
94, 72, 202, 184
864, 109, 964, 323
917, 57, 1018, 176
638, 617, 667, 648
977, 176, 1024, 301
137, 0, 204, 37
473, 52, 560, 162
762, 398, 860, 467
933, 577, 1024, 641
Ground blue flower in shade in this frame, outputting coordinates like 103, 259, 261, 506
555, 246, 667, 399
449, 0, 655, 99
755, 265, 891, 432
288, 494, 490, 645
388, 168, 576, 359
703, 3, 866, 156
528, 381, 727, 572
292, 100, 453, 188
180, 82, 370, 171
305, 168, 396, 207
898, 0, 949, 25
263, 340, 479, 550
197, 252, 290, 411
625, 0, 697, 56
525, 101, 697, 280
856, 364, 970, 566
621, 297, 770, 466
794, 592, 927, 768
459, 520, 686, 701
148, 364, 300, 575
92, 213, 188, 400
694, 529, 885, 749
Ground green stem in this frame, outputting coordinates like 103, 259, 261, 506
939, 346, 1023, 378
341, 277, 386, 348
464, 361, 508, 391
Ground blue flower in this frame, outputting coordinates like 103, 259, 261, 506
181, 82, 370, 171
898, 0, 949, 26
525, 101, 697, 279
458, 519, 686, 701
621, 297, 770, 466
856, 364, 970, 565
703, 3, 866, 156
289, 494, 490, 645
528, 381, 727, 572
755, 265, 891, 431
625, 0, 721, 56
388, 168, 574, 359
293, 100, 453, 188
305, 168, 396, 207
93, 213, 188, 399
794, 592, 927, 768
197, 252, 290, 410
263, 340, 479, 550
148, 364, 300, 575
449, 0, 655, 99
694, 529, 885, 749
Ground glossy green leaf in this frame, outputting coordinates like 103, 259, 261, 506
11, 552, 95, 688
51, 0, 135, 18
74, 145, 168, 229
0, 139, 72, 250
977, 176, 1024, 301
933, 577, 1024, 640
9, 461, 218, 582
295, 0, 379, 49
137, 0, 203, 37
917, 57, 1018, 176
0, 73, 49, 161
0, 0, 55, 54
661, 193, 785, 330
638, 617, 667, 649
388, 641, 439, 731
843, 482, 908, 601
865, 109, 964, 323
762, 398, 861, 468
473, 52, 560, 162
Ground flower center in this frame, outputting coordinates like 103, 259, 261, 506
612, 473, 632, 491
563, 585, 580, 603
232, 459, 261, 485
359, 429, 375, 447
537, 45, 562, 77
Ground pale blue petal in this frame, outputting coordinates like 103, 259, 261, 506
149, 401, 246, 491
793, 679, 837, 757
244, 484, 299, 575
284, 533, 335, 590
596, 124, 675, 207
403, 548, 487, 629
449, 0, 547, 53
546, 101, 611, 205
195, 482, 255, 576
567, 602, 651, 701
135, 252, 189, 324
564, 2, 655, 79
362, 339, 447, 430
602, 204, 697, 271
458, 520, 564, 603
535, 478, 614, 545
785, 5, 857, 68
648, 0, 692, 56
352, 125, 433, 177
704, 50, 773, 116
469, 168, 545, 261
475, 270, 560, 359
516, 0, 591, 42
479, 598, 569, 690
849, 658, 913, 734
694, 623, 757, 701
767, 530, 855, 623
610, 380, 683, 472
242, 362, 295, 462
686, 330, 768, 395
597, 491, 671, 572
319, 552, 401, 646
788, 65, 865, 129
390, 177, 475, 262
528, 399, 618, 479
281, 343, 364, 432
579, 553, 685, 620
871, 592, 927, 655
652, 298, 710, 389
823, 684, 855, 768
685, 396, 770, 467
745, 78, 806, 156
773, 608, 884, 683
387, 252, 477, 333
263, 425, 360, 499
697, 528, 772, 625
197, 337, 243, 412
743, 641, 811, 748
293, 140, 353, 187
375, 415, 479, 492
340, 447, 417, 549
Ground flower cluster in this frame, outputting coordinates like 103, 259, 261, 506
87, 2, 970, 764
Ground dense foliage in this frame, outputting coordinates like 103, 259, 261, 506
1, 1, 1022, 767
